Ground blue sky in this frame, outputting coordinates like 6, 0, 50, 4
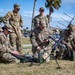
0, 0, 75, 30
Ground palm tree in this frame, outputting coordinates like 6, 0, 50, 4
31, 0, 37, 30
45, 0, 62, 26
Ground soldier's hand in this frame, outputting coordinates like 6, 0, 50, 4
11, 51, 20, 55
44, 39, 49, 44
67, 45, 73, 51
44, 39, 49, 42
18, 26, 21, 30
44, 39, 49, 43
36, 46, 41, 51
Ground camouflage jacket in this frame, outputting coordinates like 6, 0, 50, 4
60, 29, 74, 47
32, 15, 49, 30
3, 11, 23, 32
70, 33, 75, 50
30, 27, 51, 48
0, 32, 14, 55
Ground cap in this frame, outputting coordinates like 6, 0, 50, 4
39, 7, 44, 11
2, 25, 12, 32
14, 4, 20, 9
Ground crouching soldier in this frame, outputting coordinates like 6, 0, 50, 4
30, 21, 51, 63
59, 24, 75, 60
0, 26, 20, 63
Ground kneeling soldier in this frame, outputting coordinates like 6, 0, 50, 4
0, 26, 20, 63
30, 21, 51, 63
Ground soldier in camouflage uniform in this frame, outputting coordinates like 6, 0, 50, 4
3, 4, 23, 54
30, 20, 51, 63
32, 7, 49, 30
0, 26, 20, 63
58, 24, 75, 59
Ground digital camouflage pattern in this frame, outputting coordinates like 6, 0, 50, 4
30, 27, 51, 62
0, 32, 16, 62
61, 24, 75, 47
32, 15, 49, 30
58, 24, 75, 58
3, 10, 23, 54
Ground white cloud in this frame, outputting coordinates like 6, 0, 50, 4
63, 0, 75, 3
51, 13, 74, 21
50, 13, 75, 28
22, 11, 33, 17
62, 0, 75, 10
0, 9, 5, 16
22, 10, 74, 22
0, 9, 3, 12
0, 9, 10, 16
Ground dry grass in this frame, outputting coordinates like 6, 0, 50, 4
0, 60, 75, 75
22, 37, 31, 44
0, 37, 75, 75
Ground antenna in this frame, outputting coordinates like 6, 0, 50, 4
64, 13, 73, 19
58, 22, 67, 27
61, 17, 69, 23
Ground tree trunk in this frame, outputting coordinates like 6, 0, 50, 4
31, 0, 37, 30
48, 8, 51, 27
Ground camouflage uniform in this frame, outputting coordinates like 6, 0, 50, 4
30, 27, 51, 62
3, 4, 23, 54
0, 26, 3, 32
71, 33, 75, 51
32, 7, 49, 30
0, 32, 16, 63
59, 24, 75, 59
69, 25, 75, 50
32, 15, 49, 30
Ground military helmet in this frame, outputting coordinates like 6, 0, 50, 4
14, 4, 20, 9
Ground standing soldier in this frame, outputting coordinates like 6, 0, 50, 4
32, 7, 49, 30
30, 20, 51, 63
3, 4, 23, 54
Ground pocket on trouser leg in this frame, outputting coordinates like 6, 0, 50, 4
2, 53, 16, 63
38, 51, 44, 63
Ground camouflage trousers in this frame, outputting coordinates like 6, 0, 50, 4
0, 53, 16, 63
9, 31, 22, 54
32, 46, 51, 63
55, 45, 65, 59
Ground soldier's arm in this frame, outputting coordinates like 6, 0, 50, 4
48, 28, 54, 35
0, 44, 14, 53
0, 36, 3, 44
3, 12, 11, 26
32, 18, 35, 30
32, 15, 40, 30
46, 17, 49, 28
20, 15, 23, 27
30, 32, 38, 47
8, 44, 15, 51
